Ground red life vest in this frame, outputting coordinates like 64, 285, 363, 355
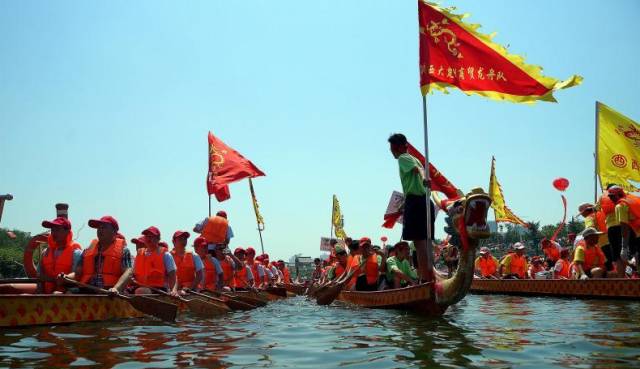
41, 237, 79, 294
234, 265, 250, 288
282, 267, 292, 283
219, 256, 235, 288
199, 255, 217, 290
543, 246, 560, 263
477, 256, 498, 277
620, 194, 640, 233
80, 238, 125, 288
247, 260, 261, 286
555, 259, 570, 279
362, 254, 379, 285
134, 248, 167, 288
333, 262, 346, 279
171, 250, 195, 288
577, 244, 606, 270
509, 254, 526, 279
202, 216, 228, 244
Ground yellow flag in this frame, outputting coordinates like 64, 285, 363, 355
597, 102, 640, 192
489, 157, 527, 226
332, 195, 347, 239
249, 178, 265, 231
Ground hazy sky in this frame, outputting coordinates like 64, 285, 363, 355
2, 0, 639, 260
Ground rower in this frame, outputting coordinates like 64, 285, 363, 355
527, 256, 545, 279
26, 216, 82, 293
261, 253, 280, 284
326, 244, 348, 281
553, 248, 571, 279
540, 238, 561, 269
194, 236, 223, 291
311, 258, 323, 282
170, 230, 204, 293
232, 247, 254, 290
77, 216, 132, 294
277, 260, 292, 284
212, 244, 243, 290
354, 238, 384, 291
386, 241, 418, 288
245, 247, 266, 288
474, 247, 499, 279
133, 226, 178, 296
573, 227, 607, 279
500, 242, 527, 279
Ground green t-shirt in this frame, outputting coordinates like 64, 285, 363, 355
386, 256, 418, 281
398, 153, 426, 196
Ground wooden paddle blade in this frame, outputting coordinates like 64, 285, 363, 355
265, 286, 287, 297
227, 292, 267, 307
222, 298, 256, 311
129, 296, 178, 322
315, 283, 344, 306
184, 298, 230, 317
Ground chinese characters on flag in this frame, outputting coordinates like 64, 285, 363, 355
418, 1, 582, 103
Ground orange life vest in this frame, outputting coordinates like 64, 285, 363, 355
555, 259, 570, 279
543, 245, 560, 262
219, 256, 235, 288
41, 238, 79, 294
80, 238, 125, 288
361, 254, 379, 285
620, 194, 640, 233
477, 256, 498, 277
247, 260, 261, 286
134, 248, 167, 288
200, 255, 217, 290
577, 244, 605, 270
333, 262, 346, 279
529, 264, 545, 279
171, 250, 195, 288
508, 254, 526, 278
234, 265, 250, 288
201, 216, 229, 244
282, 267, 292, 283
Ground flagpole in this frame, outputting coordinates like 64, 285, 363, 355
208, 195, 212, 217
248, 179, 266, 254
594, 101, 600, 202
422, 95, 434, 283
330, 195, 334, 240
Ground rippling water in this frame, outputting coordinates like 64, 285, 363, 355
1, 295, 640, 368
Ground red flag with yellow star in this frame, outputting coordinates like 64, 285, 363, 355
207, 131, 265, 201
419, 1, 582, 103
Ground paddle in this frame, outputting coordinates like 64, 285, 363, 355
144, 286, 230, 317
264, 286, 287, 298
206, 289, 267, 307
62, 277, 177, 322
315, 265, 361, 306
186, 289, 256, 311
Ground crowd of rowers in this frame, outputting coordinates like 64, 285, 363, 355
27, 210, 293, 295
474, 185, 640, 280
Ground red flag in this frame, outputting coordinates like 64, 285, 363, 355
407, 143, 460, 200
207, 132, 265, 202
418, 1, 581, 103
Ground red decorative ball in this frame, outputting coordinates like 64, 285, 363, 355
552, 177, 570, 192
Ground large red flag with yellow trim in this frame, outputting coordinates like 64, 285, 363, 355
207, 132, 265, 202
418, 1, 582, 103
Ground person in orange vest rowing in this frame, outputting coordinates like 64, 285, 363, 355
553, 248, 571, 279
276, 260, 292, 284
474, 247, 499, 279
76, 216, 133, 294
573, 227, 607, 279
259, 253, 280, 285
611, 186, 640, 268
326, 244, 349, 282
540, 238, 561, 269
170, 230, 204, 294
311, 258, 323, 282
26, 216, 83, 294
577, 202, 612, 271
353, 237, 384, 291
212, 244, 243, 291
527, 256, 546, 279
500, 242, 528, 279
232, 247, 255, 290
193, 236, 223, 291
132, 226, 178, 296
245, 247, 266, 289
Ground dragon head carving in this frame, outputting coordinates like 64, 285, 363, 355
446, 187, 492, 240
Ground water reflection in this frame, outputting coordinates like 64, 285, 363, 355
1, 295, 640, 368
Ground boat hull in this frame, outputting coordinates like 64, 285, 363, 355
0, 294, 144, 327
337, 283, 445, 315
283, 283, 306, 295
470, 278, 640, 299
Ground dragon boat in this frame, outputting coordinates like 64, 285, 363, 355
331, 188, 492, 316
283, 283, 306, 295
470, 278, 640, 300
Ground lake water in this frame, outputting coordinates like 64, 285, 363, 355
1, 294, 640, 368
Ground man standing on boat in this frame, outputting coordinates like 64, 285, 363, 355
388, 133, 435, 281
77, 216, 132, 294
610, 186, 640, 268
132, 226, 179, 296
193, 210, 234, 249
27, 217, 83, 293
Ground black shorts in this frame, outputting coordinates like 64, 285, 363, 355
608, 226, 622, 262
402, 195, 435, 241
355, 275, 377, 291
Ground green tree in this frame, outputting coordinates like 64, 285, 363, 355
0, 228, 31, 278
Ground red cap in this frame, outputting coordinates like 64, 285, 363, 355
608, 186, 625, 196
42, 217, 71, 230
142, 226, 161, 238
245, 247, 256, 255
359, 237, 372, 246
172, 230, 190, 240
88, 216, 119, 231
159, 241, 169, 250
194, 236, 208, 248
131, 236, 146, 246
234, 247, 246, 255
256, 255, 264, 261
262, 253, 269, 260
216, 210, 227, 219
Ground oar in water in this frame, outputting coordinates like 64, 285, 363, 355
206, 289, 267, 307
186, 289, 256, 311
62, 277, 177, 322
264, 286, 288, 298
315, 267, 360, 306
144, 286, 230, 317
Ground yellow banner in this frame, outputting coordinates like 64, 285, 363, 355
332, 195, 347, 239
598, 102, 640, 192
249, 178, 264, 230
489, 157, 527, 226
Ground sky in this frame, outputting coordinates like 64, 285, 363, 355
1, 0, 639, 261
